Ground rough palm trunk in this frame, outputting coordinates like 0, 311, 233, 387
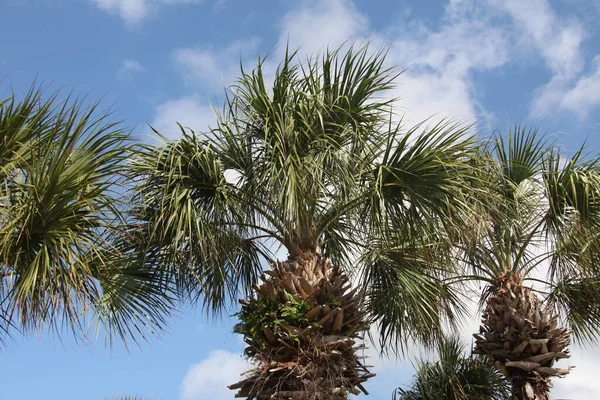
474, 273, 572, 400
229, 252, 374, 399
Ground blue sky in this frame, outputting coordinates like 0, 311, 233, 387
2, 0, 600, 399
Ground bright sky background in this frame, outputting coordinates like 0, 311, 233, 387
2, 0, 600, 399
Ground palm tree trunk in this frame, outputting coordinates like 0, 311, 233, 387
510, 373, 551, 400
229, 252, 374, 399
474, 273, 572, 400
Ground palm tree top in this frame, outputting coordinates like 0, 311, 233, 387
460, 125, 600, 343
130, 45, 481, 349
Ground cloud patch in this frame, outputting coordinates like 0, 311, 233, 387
173, 38, 260, 92
151, 95, 216, 140
91, 0, 206, 25
180, 350, 250, 400
118, 59, 145, 80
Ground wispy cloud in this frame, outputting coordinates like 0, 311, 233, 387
151, 94, 216, 139
118, 59, 145, 80
173, 38, 260, 92
91, 0, 206, 25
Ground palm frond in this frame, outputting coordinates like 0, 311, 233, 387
546, 276, 600, 344
393, 336, 510, 400
492, 125, 547, 188
129, 127, 268, 312
369, 119, 479, 239
361, 236, 466, 355
0, 86, 173, 346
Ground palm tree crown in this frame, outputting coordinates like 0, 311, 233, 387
130, 46, 481, 398
459, 127, 600, 399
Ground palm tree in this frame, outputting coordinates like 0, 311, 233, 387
458, 127, 600, 399
130, 46, 480, 399
393, 336, 510, 400
0, 86, 173, 347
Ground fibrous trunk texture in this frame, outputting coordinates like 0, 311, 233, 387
474, 273, 572, 400
229, 253, 374, 399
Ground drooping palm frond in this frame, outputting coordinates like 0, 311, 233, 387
546, 276, 600, 344
361, 233, 466, 354
0, 86, 173, 347
393, 337, 510, 400
128, 127, 268, 313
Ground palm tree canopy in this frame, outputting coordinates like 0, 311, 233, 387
130, 46, 481, 349
393, 337, 510, 400
0, 86, 173, 347
459, 125, 600, 343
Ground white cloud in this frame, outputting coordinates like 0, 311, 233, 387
93, 0, 148, 25
277, 0, 370, 57
151, 95, 216, 140
483, 0, 593, 119
553, 346, 600, 399
173, 38, 260, 92
386, 10, 510, 124
559, 55, 600, 119
489, 0, 584, 78
180, 349, 250, 400
274, 0, 510, 126
91, 0, 205, 25
118, 59, 145, 80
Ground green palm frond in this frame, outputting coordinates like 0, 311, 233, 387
370, 120, 478, 235
133, 45, 481, 350
547, 276, 600, 345
0, 86, 173, 346
493, 125, 547, 187
362, 235, 466, 354
393, 337, 510, 400
129, 127, 268, 312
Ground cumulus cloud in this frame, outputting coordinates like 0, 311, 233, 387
277, 0, 370, 56
91, 0, 206, 25
180, 349, 250, 400
151, 95, 216, 140
173, 38, 261, 92
559, 55, 600, 119
482, 0, 595, 118
276, 0, 509, 125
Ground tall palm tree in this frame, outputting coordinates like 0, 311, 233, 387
130, 47, 480, 399
393, 337, 510, 400
458, 127, 600, 399
0, 86, 173, 347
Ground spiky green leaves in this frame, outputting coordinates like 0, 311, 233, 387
361, 237, 465, 354
129, 128, 267, 312
0, 86, 173, 347
394, 337, 510, 400
134, 45, 481, 352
